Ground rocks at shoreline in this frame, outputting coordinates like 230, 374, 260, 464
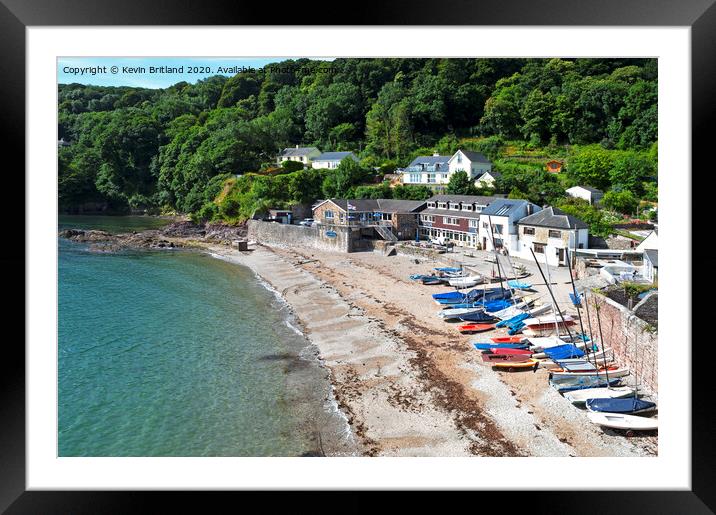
59, 221, 248, 252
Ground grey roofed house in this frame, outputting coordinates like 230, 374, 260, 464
278, 146, 319, 158
407, 155, 451, 168
456, 150, 491, 164
516, 206, 589, 230
644, 248, 658, 268
315, 151, 359, 162
324, 198, 425, 213
481, 198, 539, 217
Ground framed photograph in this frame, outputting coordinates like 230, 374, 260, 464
5, 0, 711, 511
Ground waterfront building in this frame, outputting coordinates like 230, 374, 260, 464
513, 206, 589, 266
479, 198, 542, 253
418, 194, 499, 248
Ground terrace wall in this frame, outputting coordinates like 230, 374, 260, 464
583, 291, 658, 395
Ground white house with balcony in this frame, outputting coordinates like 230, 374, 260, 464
401, 149, 493, 187
402, 153, 452, 185
478, 199, 542, 253
513, 206, 589, 267
311, 151, 359, 170
277, 145, 321, 167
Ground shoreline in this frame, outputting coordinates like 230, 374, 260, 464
59, 224, 657, 457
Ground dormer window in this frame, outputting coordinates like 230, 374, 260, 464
457, 153, 462, 163
463, 205, 472, 212
427, 202, 436, 208
450, 203, 460, 210
438, 202, 447, 209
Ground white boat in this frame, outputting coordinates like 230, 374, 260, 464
587, 412, 658, 431
526, 337, 569, 352
523, 314, 575, 327
550, 365, 630, 379
563, 386, 640, 405
437, 307, 482, 319
447, 275, 484, 288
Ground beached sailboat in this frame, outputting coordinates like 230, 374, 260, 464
507, 280, 532, 290
437, 307, 483, 319
481, 351, 533, 363
563, 386, 640, 406
491, 336, 527, 343
585, 397, 657, 414
457, 311, 498, 323
550, 376, 623, 393
448, 275, 484, 288
473, 342, 530, 351
458, 323, 495, 334
587, 412, 658, 432
492, 358, 540, 371
549, 363, 630, 379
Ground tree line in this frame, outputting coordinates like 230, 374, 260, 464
58, 57, 657, 223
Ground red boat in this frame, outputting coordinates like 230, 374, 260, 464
489, 348, 533, 356
490, 336, 527, 343
458, 323, 495, 334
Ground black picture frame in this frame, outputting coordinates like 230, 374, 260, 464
3, 0, 712, 512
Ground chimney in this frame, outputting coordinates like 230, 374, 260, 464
433, 151, 440, 157
296, 144, 299, 149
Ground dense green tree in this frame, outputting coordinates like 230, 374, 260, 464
602, 189, 639, 215
446, 171, 477, 195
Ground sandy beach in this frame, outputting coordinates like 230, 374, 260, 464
206, 241, 657, 457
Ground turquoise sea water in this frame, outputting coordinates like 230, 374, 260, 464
58, 216, 344, 456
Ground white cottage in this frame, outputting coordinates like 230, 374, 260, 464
642, 249, 658, 282
447, 150, 492, 179
474, 170, 502, 189
514, 206, 589, 267
277, 145, 321, 167
478, 198, 542, 253
565, 185, 604, 205
311, 151, 359, 170
636, 229, 658, 252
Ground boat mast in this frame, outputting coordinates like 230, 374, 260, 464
565, 247, 593, 365
529, 248, 574, 342
486, 215, 511, 301
593, 297, 611, 386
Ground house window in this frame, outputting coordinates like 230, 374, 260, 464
463, 205, 472, 211
524, 227, 535, 235
469, 219, 479, 228
443, 217, 459, 225
549, 230, 561, 238
427, 202, 436, 208
427, 174, 436, 183
457, 154, 462, 163
534, 243, 546, 254
438, 202, 447, 209
325, 210, 334, 219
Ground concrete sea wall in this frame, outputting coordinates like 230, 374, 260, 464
247, 220, 363, 253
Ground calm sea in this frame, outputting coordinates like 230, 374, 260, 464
58, 216, 351, 456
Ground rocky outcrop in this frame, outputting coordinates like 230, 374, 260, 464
59, 221, 248, 252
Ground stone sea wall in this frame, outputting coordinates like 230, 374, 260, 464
584, 291, 658, 395
247, 220, 363, 253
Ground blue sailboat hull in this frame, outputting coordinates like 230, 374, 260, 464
585, 397, 656, 414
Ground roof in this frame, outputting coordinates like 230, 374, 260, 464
516, 206, 589, 230
426, 194, 498, 205
315, 151, 357, 162
318, 198, 425, 213
476, 170, 502, 180
481, 198, 537, 217
450, 149, 491, 164
407, 155, 451, 167
567, 185, 603, 195
279, 146, 319, 157
644, 249, 658, 267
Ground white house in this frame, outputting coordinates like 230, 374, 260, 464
311, 151, 359, 170
566, 185, 604, 205
474, 170, 502, 189
479, 198, 542, 253
513, 206, 589, 267
277, 145, 321, 167
636, 229, 658, 252
402, 153, 452, 185
642, 249, 658, 282
447, 150, 492, 179
402, 149, 493, 187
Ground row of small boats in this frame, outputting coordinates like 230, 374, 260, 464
422, 276, 658, 435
